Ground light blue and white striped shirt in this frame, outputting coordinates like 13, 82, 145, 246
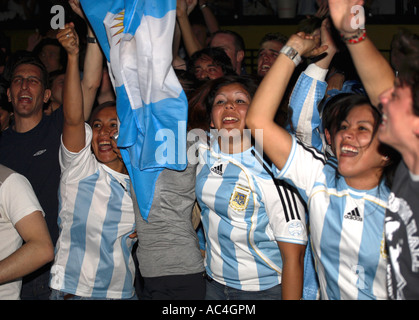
50, 124, 136, 299
196, 136, 307, 291
274, 131, 389, 300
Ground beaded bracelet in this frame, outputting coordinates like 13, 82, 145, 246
341, 29, 367, 44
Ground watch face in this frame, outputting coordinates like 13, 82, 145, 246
281, 46, 301, 65
288, 47, 298, 59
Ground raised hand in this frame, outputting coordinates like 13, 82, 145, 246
186, 0, 198, 15
56, 22, 79, 56
68, 0, 86, 20
287, 32, 329, 58
328, 0, 364, 35
315, 18, 338, 69
177, 0, 197, 17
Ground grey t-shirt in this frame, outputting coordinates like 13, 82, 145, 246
134, 154, 204, 278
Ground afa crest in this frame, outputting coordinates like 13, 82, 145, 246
229, 185, 251, 211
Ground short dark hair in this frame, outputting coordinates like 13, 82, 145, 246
259, 32, 288, 47
33, 38, 67, 70
8, 54, 49, 88
48, 69, 65, 89
211, 30, 246, 52
390, 29, 419, 116
88, 101, 116, 126
297, 16, 323, 34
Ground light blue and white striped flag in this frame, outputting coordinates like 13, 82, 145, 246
80, 0, 188, 220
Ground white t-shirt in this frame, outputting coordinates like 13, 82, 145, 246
0, 165, 43, 300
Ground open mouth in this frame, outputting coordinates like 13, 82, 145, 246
222, 116, 239, 124
340, 144, 359, 157
98, 140, 112, 151
259, 64, 271, 73
18, 95, 33, 103
381, 113, 388, 125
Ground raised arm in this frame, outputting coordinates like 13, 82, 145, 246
57, 23, 85, 153
246, 33, 325, 170
176, 0, 204, 58
328, 0, 395, 106
69, 0, 104, 120
288, 18, 337, 151
198, 0, 219, 34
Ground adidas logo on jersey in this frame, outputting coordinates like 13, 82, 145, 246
344, 207, 363, 222
211, 164, 223, 176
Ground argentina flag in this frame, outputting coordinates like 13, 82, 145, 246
80, 0, 188, 220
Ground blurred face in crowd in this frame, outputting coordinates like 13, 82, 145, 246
38, 44, 62, 73
257, 40, 284, 78
378, 79, 417, 154
50, 73, 65, 104
210, 33, 243, 74
0, 107, 11, 131
194, 55, 224, 80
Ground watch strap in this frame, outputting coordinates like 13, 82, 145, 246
280, 45, 302, 66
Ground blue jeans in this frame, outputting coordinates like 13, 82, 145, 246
50, 289, 138, 300
205, 277, 282, 300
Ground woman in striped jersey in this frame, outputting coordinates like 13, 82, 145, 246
49, 24, 137, 300
192, 75, 310, 300
328, 0, 419, 300
246, 30, 399, 299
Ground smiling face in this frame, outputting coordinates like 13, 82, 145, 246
210, 82, 252, 153
90, 106, 125, 173
334, 104, 387, 189
7, 63, 51, 120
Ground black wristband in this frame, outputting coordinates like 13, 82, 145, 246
87, 36, 97, 43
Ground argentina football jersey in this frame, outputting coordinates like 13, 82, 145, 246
273, 136, 389, 300
195, 135, 307, 291
50, 125, 136, 299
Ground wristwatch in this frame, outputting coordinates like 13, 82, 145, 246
280, 45, 302, 66
86, 36, 97, 43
